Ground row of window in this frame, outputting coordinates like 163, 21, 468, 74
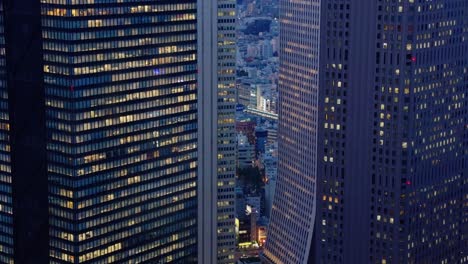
44, 43, 195, 64
43, 33, 196, 53
42, 3, 196, 17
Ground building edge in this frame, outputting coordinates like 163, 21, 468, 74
197, 0, 219, 262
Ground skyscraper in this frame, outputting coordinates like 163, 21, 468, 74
216, 0, 237, 262
262, 0, 320, 263
2, 0, 202, 262
197, 0, 237, 261
264, 0, 467, 263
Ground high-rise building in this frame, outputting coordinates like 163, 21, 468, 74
197, 0, 237, 261
216, 0, 237, 262
264, 0, 467, 263
1, 0, 207, 262
262, 0, 320, 262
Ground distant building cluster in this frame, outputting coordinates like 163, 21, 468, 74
233, 2, 280, 251
236, 0, 279, 117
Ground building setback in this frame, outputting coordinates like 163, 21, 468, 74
264, 0, 467, 263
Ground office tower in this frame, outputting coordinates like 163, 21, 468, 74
2, 0, 200, 262
197, 0, 238, 262
197, 0, 237, 261
265, 0, 467, 263
262, 0, 320, 262
216, 0, 237, 262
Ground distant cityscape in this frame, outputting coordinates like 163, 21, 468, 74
234, 0, 279, 261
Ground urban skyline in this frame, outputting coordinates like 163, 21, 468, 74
0, 0, 466, 263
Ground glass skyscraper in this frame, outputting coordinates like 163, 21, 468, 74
265, 0, 467, 263
1, 0, 206, 262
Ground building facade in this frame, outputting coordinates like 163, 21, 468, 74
45, 1, 199, 262
315, 1, 467, 263
262, 0, 321, 262
216, 0, 238, 262
197, 0, 238, 261
265, 0, 467, 263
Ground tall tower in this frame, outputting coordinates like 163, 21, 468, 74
262, 0, 321, 263
44, 1, 199, 262
2, 0, 202, 262
216, 0, 238, 262
315, 1, 467, 263
264, 0, 467, 263
197, 0, 237, 261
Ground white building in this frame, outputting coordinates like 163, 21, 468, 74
237, 133, 255, 169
